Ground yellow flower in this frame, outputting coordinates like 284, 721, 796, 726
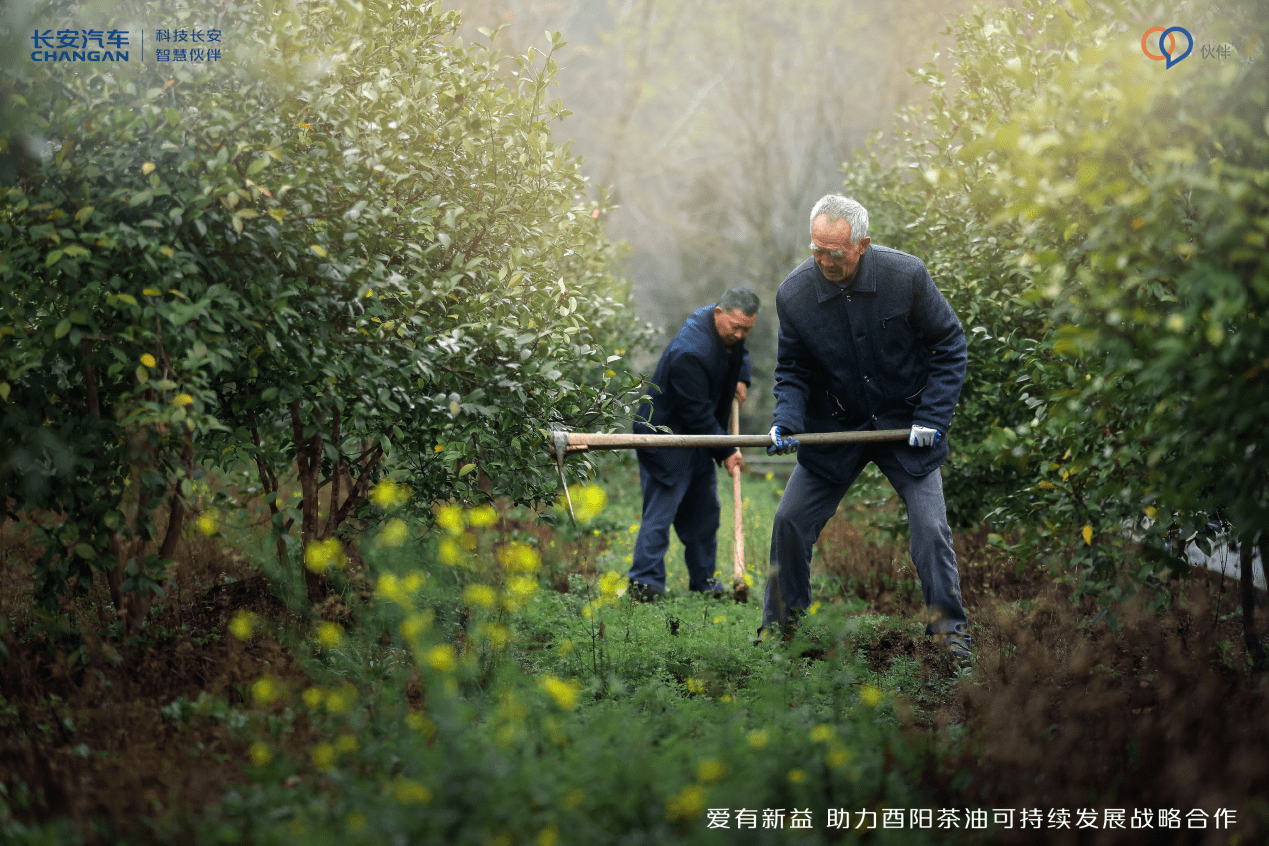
435, 503, 466, 534
229, 610, 254, 640
541, 675, 579, 710
195, 512, 218, 536
712, 615, 726, 624
561, 483, 607, 523
251, 676, 279, 706
378, 573, 410, 607
463, 583, 497, 609
347, 811, 366, 831
325, 686, 355, 713
537, 824, 560, 846
433, 444, 445, 453
765, 472, 774, 481
748, 729, 768, 749
787, 768, 806, 784
685, 677, 705, 695
405, 712, 436, 738
248, 742, 272, 766
426, 644, 457, 673
597, 570, 624, 600
438, 537, 466, 567
1144, 506, 1159, 519
503, 575, 539, 611
468, 504, 498, 528
497, 542, 541, 574
664, 784, 706, 822
808, 601, 821, 616
400, 611, 433, 642
484, 623, 511, 651
311, 742, 336, 771
557, 639, 573, 657
860, 684, 885, 708
302, 687, 325, 710
393, 778, 433, 804
696, 759, 727, 784
378, 517, 409, 547
827, 744, 852, 769
172, 393, 193, 407
402, 571, 426, 593
334, 734, 357, 754
810, 724, 835, 743
140, 353, 157, 368
371, 478, 410, 509
305, 537, 345, 573
317, 622, 342, 648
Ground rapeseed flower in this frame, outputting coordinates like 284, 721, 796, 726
400, 610, 433, 642
810, 724, 835, 743
140, 354, 157, 368
787, 768, 806, 784
559, 483, 607, 522
378, 518, 409, 547
664, 784, 706, 821
426, 643, 457, 673
229, 610, 255, 640
311, 742, 336, 771
860, 684, 885, 708
464, 583, 497, 609
503, 575, 539, 611
541, 675, 579, 710
696, 759, 727, 784
195, 512, 218, 536
302, 687, 325, 710
438, 537, 467, 567
248, 742, 272, 766
468, 504, 498, 528
497, 542, 540, 574
305, 537, 345, 573
435, 503, 465, 534
377, 573, 411, 608
748, 729, 768, 749
251, 676, 279, 706
371, 478, 411, 509
316, 622, 343, 648
393, 779, 432, 804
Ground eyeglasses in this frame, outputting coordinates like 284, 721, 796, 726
808, 243, 847, 259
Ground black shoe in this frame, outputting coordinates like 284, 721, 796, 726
628, 579, 664, 603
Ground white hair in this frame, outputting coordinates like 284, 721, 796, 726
809, 195, 869, 244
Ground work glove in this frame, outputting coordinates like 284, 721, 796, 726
767, 425, 800, 455
908, 425, 942, 448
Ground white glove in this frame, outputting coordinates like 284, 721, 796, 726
909, 425, 942, 448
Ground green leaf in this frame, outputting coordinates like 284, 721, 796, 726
54, 319, 71, 339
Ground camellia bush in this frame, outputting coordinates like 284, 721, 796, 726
0, 0, 648, 634
840, 0, 1268, 609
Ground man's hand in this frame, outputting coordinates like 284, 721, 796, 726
723, 450, 744, 477
767, 425, 800, 455
909, 425, 942, 448
734, 381, 748, 407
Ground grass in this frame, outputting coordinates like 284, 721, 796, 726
4, 462, 1269, 844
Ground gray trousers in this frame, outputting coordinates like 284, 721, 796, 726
761, 446, 969, 637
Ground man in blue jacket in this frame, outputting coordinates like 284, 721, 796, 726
764, 195, 972, 659
628, 288, 759, 601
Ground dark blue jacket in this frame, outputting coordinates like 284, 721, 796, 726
634, 304, 752, 485
772, 246, 966, 482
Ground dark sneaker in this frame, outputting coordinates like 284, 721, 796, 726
628, 579, 664, 603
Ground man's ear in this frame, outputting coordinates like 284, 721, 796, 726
859, 236, 871, 251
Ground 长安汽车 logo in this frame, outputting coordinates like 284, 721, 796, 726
1141, 26, 1193, 68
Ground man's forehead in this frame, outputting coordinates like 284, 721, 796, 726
812, 215, 853, 244
719, 308, 756, 326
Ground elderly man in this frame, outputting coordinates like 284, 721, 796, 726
628, 288, 760, 601
763, 195, 971, 659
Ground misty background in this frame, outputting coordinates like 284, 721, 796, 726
448, 0, 996, 431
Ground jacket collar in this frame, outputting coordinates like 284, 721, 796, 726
813, 247, 874, 303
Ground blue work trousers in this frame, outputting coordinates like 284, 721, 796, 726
629, 459, 721, 593
762, 446, 968, 636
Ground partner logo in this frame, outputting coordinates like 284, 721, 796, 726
1141, 27, 1193, 68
